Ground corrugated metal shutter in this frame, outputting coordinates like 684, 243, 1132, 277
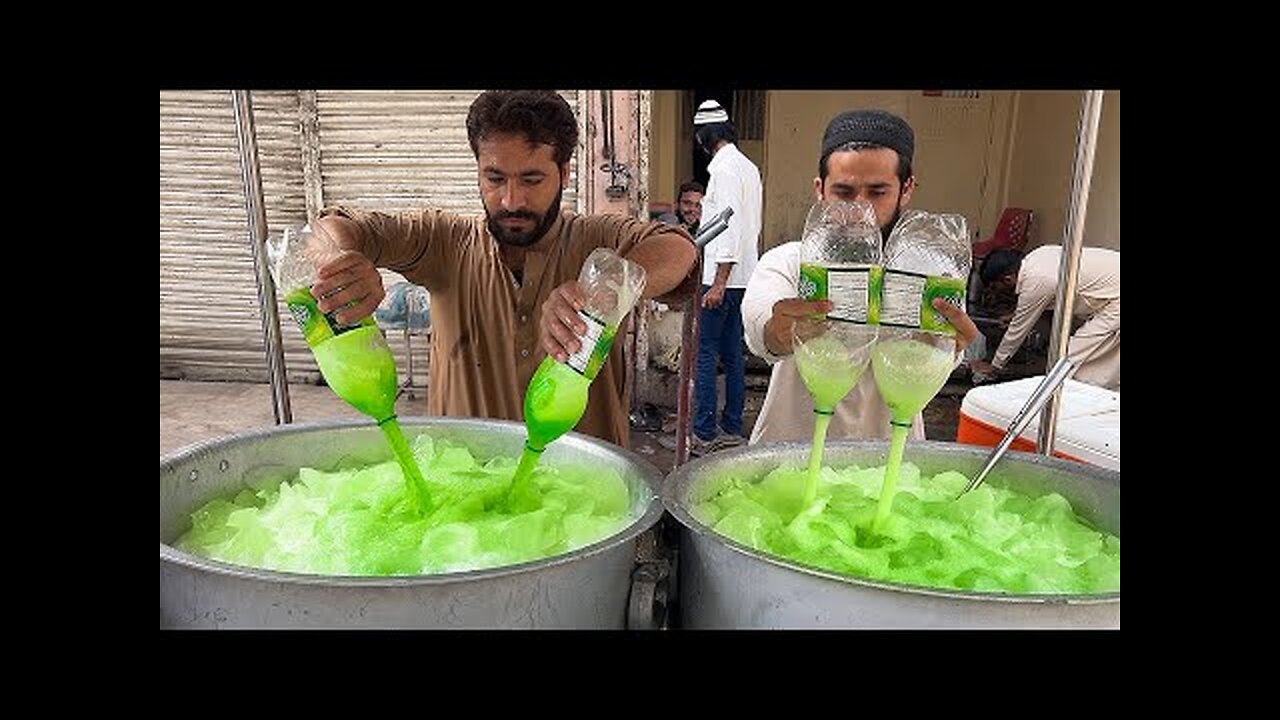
316, 90, 580, 213
161, 90, 583, 388
160, 90, 311, 382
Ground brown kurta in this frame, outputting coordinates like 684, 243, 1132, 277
321, 207, 692, 448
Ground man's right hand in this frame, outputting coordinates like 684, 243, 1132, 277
310, 250, 385, 326
541, 280, 588, 363
764, 298, 833, 356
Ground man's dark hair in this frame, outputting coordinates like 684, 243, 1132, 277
466, 90, 579, 165
819, 141, 913, 187
677, 180, 705, 198
980, 248, 1025, 285
695, 121, 738, 154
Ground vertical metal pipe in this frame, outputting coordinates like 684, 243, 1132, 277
232, 90, 292, 424
1037, 90, 1104, 454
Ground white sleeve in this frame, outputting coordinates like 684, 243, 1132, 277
743, 243, 800, 365
711, 168, 744, 266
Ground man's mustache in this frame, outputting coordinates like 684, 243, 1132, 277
494, 211, 538, 221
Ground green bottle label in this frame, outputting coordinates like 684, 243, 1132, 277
867, 265, 885, 325
878, 269, 966, 334
799, 262, 879, 325
565, 310, 615, 380
798, 262, 827, 302
284, 287, 374, 348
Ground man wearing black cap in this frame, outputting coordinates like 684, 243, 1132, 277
690, 99, 762, 454
741, 109, 979, 444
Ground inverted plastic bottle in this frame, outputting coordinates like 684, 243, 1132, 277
797, 200, 882, 325
870, 210, 972, 532
268, 225, 432, 513
792, 200, 882, 508
508, 248, 647, 511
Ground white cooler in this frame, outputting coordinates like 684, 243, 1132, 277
956, 376, 1120, 471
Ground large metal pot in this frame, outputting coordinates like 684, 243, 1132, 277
663, 440, 1119, 629
160, 418, 664, 629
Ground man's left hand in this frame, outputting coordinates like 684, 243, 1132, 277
932, 298, 980, 355
702, 284, 726, 309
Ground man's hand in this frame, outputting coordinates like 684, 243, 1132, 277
931, 298, 981, 356
541, 280, 589, 363
763, 298, 834, 356
969, 359, 1000, 385
702, 283, 726, 309
310, 250, 385, 326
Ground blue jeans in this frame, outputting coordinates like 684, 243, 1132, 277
695, 286, 745, 441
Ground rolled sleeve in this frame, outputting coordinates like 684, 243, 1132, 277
743, 243, 800, 365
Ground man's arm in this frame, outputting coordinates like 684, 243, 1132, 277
702, 169, 745, 309
703, 262, 735, 309
541, 219, 697, 363
743, 244, 827, 362
310, 207, 458, 325
620, 226, 698, 300
990, 275, 1054, 370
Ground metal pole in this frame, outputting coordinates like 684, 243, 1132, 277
1037, 90, 1104, 454
674, 284, 700, 468
232, 90, 292, 425
674, 207, 734, 468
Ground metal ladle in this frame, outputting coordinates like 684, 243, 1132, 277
961, 356, 1078, 495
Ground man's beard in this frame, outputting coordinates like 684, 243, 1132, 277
680, 212, 700, 236
880, 196, 904, 244
486, 186, 563, 248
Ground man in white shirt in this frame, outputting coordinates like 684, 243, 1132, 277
691, 99, 763, 453
971, 246, 1120, 390
742, 109, 978, 445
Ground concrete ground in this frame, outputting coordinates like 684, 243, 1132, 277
160, 380, 429, 457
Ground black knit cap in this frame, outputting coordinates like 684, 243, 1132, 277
821, 109, 914, 163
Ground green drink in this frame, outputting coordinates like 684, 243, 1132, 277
284, 286, 432, 513
871, 337, 955, 425
691, 461, 1119, 595
792, 321, 876, 508
869, 335, 955, 532
524, 327, 615, 449
794, 201, 882, 509
508, 328, 614, 511
285, 286, 398, 420
794, 333, 862, 412
851, 209, 970, 533
270, 226, 431, 513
